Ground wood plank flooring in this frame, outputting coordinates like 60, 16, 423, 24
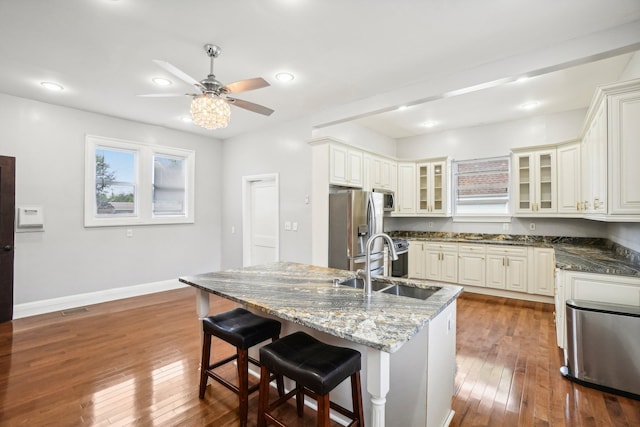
0, 288, 638, 426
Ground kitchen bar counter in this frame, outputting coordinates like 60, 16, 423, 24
180, 262, 462, 427
179, 262, 462, 353
390, 231, 640, 278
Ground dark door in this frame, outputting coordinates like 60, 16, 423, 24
0, 156, 15, 322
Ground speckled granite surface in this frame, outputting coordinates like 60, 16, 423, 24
389, 231, 640, 277
179, 262, 463, 353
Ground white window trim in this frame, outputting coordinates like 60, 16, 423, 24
84, 135, 195, 227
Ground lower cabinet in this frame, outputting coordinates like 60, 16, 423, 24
407, 241, 555, 298
485, 245, 528, 292
457, 244, 486, 287
555, 270, 640, 349
424, 243, 458, 283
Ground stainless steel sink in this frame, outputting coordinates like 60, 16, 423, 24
380, 284, 439, 300
338, 277, 390, 291
337, 278, 439, 300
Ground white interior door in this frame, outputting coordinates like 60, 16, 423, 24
243, 174, 279, 267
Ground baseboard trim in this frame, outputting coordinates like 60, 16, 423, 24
13, 279, 187, 319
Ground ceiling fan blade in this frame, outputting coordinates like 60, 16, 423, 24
137, 93, 189, 97
227, 97, 274, 116
152, 59, 205, 91
223, 77, 270, 94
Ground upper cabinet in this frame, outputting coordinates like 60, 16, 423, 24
396, 162, 416, 214
581, 78, 640, 220
556, 142, 582, 216
416, 159, 449, 216
366, 154, 397, 192
329, 143, 363, 188
513, 148, 557, 215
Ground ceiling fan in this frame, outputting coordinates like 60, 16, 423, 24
140, 44, 274, 129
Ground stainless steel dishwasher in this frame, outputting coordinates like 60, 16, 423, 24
561, 299, 640, 399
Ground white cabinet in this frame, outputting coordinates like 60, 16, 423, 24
485, 245, 528, 292
416, 160, 448, 215
531, 248, 555, 296
329, 144, 363, 188
556, 142, 582, 215
408, 240, 426, 279
554, 270, 640, 349
581, 98, 607, 216
580, 78, 640, 219
457, 244, 486, 287
513, 149, 557, 215
609, 88, 640, 215
370, 156, 396, 191
424, 242, 458, 283
396, 162, 416, 214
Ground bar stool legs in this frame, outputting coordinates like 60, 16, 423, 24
257, 331, 364, 427
198, 308, 282, 427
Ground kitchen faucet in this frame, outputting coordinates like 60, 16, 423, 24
362, 233, 398, 297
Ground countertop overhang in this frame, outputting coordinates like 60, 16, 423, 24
179, 262, 463, 353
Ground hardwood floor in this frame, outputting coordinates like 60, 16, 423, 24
0, 288, 638, 426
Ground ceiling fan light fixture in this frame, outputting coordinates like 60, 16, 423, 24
190, 95, 231, 130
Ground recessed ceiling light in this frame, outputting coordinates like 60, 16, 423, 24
275, 72, 294, 82
518, 101, 541, 110
152, 77, 172, 86
40, 81, 64, 91
422, 120, 439, 128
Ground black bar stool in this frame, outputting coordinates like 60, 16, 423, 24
199, 307, 283, 427
257, 331, 365, 427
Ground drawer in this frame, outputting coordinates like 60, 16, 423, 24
425, 242, 458, 252
458, 243, 486, 253
485, 245, 528, 256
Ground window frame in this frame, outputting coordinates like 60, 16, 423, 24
84, 135, 195, 227
452, 155, 512, 221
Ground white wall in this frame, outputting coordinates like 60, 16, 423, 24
221, 117, 314, 269
619, 51, 640, 81
0, 93, 223, 304
312, 121, 397, 158
396, 109, 586, 160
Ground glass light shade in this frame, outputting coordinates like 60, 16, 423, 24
190, 95, 231, 130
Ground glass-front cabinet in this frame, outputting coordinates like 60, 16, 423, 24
513, 149, 557, 215
416, 159, 447, 215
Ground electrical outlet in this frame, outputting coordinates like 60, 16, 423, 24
292, 222, 298, 231
126, 229, 133, 238
503, 223, 510, 231
529, 223, 536, 231
428, 222, 434, 228
284, 221, 292, 231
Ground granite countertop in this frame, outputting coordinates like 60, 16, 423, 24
179, 262, 463, 353
390, 231, 640, 278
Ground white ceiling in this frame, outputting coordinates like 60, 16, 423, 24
0, 1, 639, 141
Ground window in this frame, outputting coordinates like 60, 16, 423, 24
85, 135, 195, 227
453, 156, 510, 217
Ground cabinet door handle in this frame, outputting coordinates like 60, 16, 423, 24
502, 257, 505, 266
506, 257, 510, 267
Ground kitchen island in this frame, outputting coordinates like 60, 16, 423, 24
179, 262, 463, 427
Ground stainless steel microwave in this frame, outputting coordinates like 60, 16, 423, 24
372, 188, 395, 212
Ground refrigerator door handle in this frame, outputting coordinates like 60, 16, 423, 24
367, 192, 376, 240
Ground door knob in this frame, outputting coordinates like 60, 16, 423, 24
3, 245, 12, 251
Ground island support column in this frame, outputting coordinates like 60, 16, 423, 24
367, 348, 391, 427
196, 289, 210, 319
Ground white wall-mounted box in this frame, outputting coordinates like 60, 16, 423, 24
17, 206, 44, 231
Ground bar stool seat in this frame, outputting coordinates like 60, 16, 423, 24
258, 331, 364, 427
200, 307, 282, 427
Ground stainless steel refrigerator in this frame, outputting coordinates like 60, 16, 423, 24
328, 190, 385, 274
